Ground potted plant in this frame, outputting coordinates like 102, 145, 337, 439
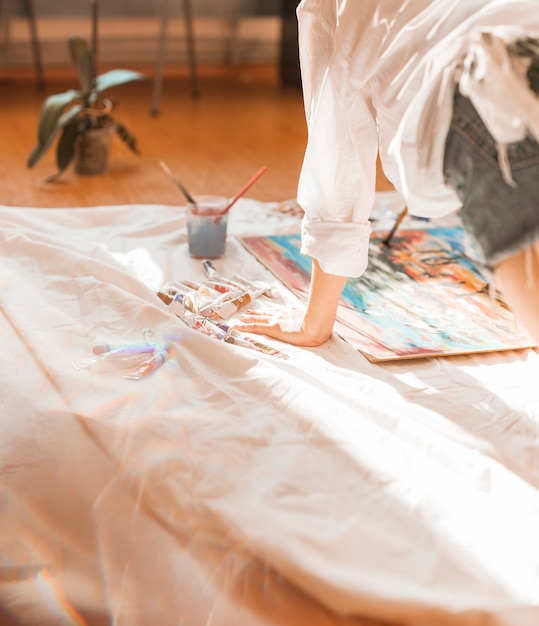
27, 0, 147, 181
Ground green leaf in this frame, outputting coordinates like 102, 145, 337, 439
68, 35, 93, 95
55, 116, 89, 173
115, 122, 140, 155
95, 69, 147, 94
36, 90, 83, 145
27, 102, 84, 169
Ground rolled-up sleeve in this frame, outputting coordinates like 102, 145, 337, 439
301, 218, 372, 277
296, 0, 379, 278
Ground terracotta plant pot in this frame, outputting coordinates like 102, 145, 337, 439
75, 125, 114, 176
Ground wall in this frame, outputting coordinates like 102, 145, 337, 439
1, 1, 290, 68
14, 1, 284, 18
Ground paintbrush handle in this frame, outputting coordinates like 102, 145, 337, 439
220, 165, 267, 215
382, 206, 408, 246
159, 160, 197, 205
176, 181, 196, 205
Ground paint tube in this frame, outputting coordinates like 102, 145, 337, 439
158, 290, 199, 315
157, 291, 175, 306
200, 318, 228, 340
202, 261, 253, 291
198, 287, 266, 320
92, 329, 159, 355
179, 311, 213, 335
92, 344, 158, 357
163, 281, 218, 308
171, 311, 286, 358
230, 273, 278, 298
201, 260, 276, 298
212, 321, 285, 357
122, 349, 169, 380
174, 279, 203, 291
202, 280, 243, 294
199, 318, 280, 356
174, 280, 220, 306
74, 328, 165, 373
202, 260, 219, 280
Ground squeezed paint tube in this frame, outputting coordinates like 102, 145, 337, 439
230, 273, 278, 298
226, 334, 278, 354
170, 309, 286, 358
161, 281, 217, 309
200, 318, 228, 340
161, 284, 186, 297
74, 328, 164, 372
212, 320, 285, 357
201, 285, 247, 309
158, 290, 199, 315
93, 327, 159, 355
202, 260, 219, 280
174, 279, 203, 291
202, 280, 243, 295
92, 344, 158, 358
201, 261, 250, 291
202, 261, 277, 299
199, 318, 279, 356
175, 280, 219, 306
178, 311, 213, 335
161, 280, 256, 318
122, 349, 169, 380
198, 284, 271, 319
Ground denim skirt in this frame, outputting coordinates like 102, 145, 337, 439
443, 90, 539, 269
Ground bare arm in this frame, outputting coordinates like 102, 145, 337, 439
494, 244, 539, 346
235, 258, 347, 347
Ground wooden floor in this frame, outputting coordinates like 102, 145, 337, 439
0, 62, 393, 209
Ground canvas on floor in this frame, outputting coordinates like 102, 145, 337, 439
240, 227, 536, 361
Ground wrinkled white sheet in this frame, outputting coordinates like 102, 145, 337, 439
0, 197, 538, 626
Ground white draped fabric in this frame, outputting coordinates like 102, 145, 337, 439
1, 197, 538, 626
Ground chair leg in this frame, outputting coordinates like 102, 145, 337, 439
0, 1, 6, 52
151, 0, 199, 116
182, 0, 199, 98
23, 0, 45, 90
150, 0, 170, 116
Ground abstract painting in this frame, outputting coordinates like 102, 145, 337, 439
240, 227, 536, 361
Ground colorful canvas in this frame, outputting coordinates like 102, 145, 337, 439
240, 228, 536, 361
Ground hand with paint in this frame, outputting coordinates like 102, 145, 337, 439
236, 307, 308, 345
235, 259, 347, 347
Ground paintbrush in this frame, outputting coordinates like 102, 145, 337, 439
159, 160, 197, 206
217, 165, 267, 215
382, 206, 408, 247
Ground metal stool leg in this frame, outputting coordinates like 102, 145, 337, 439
182, 0, 199, 98
151, 0, 199, 117
150, 0, 170, 116
23, 0, 45, 90
0, 1, 7, 51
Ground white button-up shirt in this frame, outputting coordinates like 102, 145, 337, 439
296, 0, 539, 277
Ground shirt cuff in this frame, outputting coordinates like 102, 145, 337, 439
300, 218, 372, 278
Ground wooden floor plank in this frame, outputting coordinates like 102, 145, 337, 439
0, 62, 393, 209
0, 64, 306, 207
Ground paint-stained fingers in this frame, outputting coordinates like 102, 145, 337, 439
241, 308, 296, 320
243, 308, 283, 316
238, 309, 303, 329
239, 310, 275, 325
234, 308, 322, 346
